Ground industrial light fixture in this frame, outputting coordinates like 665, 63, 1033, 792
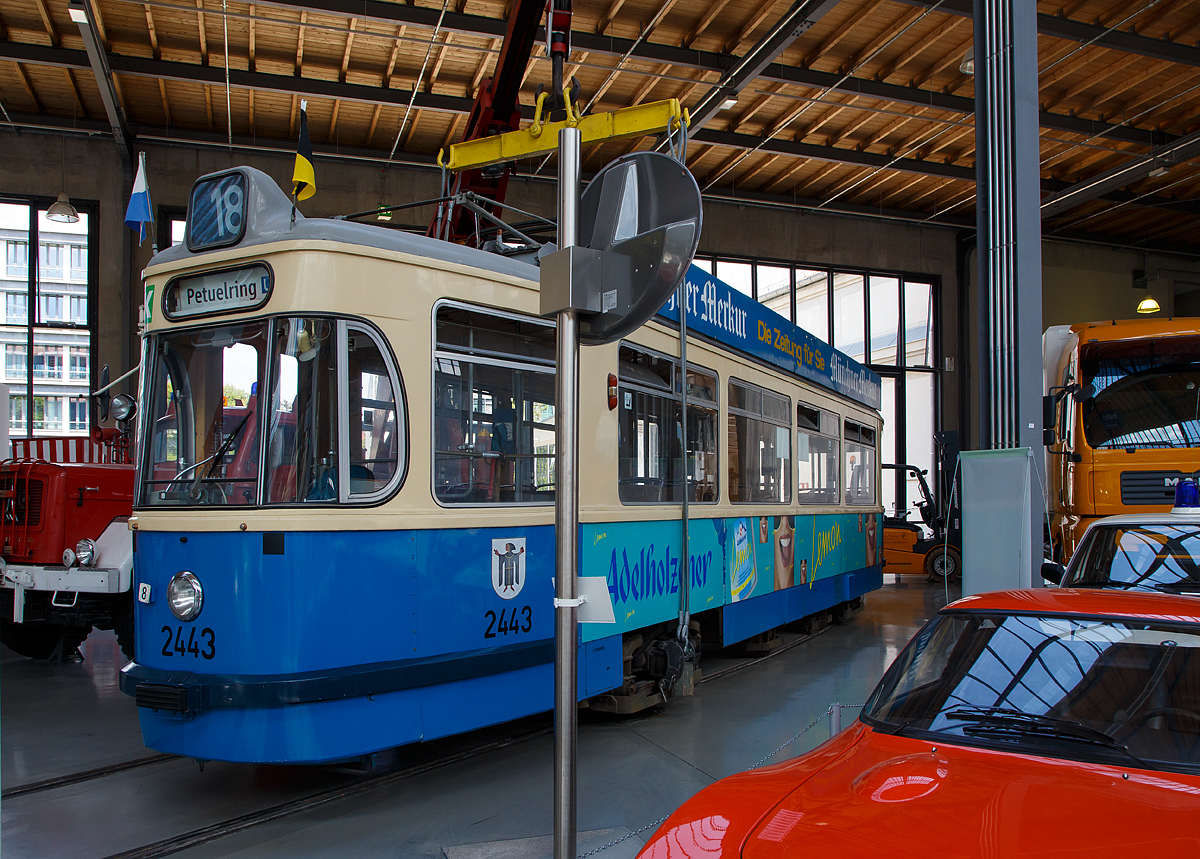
46, 136, 79, 223
960, 46, 974, 75
1148, 166, 1170, 178
1136, 297, 1161, 314
67, 0, 87, 23
46, 192, 80, 223
721, 95, 738, 110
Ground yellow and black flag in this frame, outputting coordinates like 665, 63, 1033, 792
292, 99, 316, 201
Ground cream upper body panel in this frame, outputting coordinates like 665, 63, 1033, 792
138, 215, 881, 531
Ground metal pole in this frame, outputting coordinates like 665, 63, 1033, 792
829, 703, 842, 737
677, 280, 690, 645
553, 125, 581, 859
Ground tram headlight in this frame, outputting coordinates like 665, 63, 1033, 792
167, 571, 204, 621
75, 538, 97, 567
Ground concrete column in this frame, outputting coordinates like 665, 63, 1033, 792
974, 0, 1043, 575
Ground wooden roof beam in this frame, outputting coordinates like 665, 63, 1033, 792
1041, 54, 1143, 112
683, 0, 733, 49
383, 25, 409, 88
295, 10, 307, 76
874, 16, 965, 82
11, 62, 43, 113
842, 7, 925, 76
595, 0, 626, 36
33, 0, 60, 47
425, 33, 453, 93
468, 38, 500, 95
908, 35, 970, 87
340, 18, 357, 82
802, 0, 885, 68
249, 4, 256, 71
196, 0, 209, 65
724, 0, 786, 55
737, 152, 784, 187
688, 0, 840, 134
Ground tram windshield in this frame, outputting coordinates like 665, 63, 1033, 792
141, 315, 402, 507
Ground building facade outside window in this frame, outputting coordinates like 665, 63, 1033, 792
695, 253, 938, 522
0, 199, 96, 438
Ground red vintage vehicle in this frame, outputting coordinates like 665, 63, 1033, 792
0, 419, 136, 660
638, 589, 1200, 858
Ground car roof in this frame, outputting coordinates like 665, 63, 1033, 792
1081, 511, 1200, 529
945, 588, 1200, 624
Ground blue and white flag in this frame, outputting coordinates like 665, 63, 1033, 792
124, 152, 154, 244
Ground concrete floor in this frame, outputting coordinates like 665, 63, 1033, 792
1, 576, 958, 859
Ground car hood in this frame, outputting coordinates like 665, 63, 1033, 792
740, 723, 1200, 858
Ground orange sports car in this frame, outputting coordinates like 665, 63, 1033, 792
637, 589, 1200, 858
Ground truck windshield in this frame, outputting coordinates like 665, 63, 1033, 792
1080, 337, 1200, 449
1065, 523, 1200, 592
142, 322, 268, 505
863, 611, 1200, 773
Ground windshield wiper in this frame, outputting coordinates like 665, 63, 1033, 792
944, 707, 1149, 767
1151, 581, 1200, 593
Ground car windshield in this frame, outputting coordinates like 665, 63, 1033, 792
863, 611, 1200, 772
1066, 524, 1200, 593
1079, 337, 1200, 449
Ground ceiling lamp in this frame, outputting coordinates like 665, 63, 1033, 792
960, 46, 974, 75
46, 192, 79, 224
1136, 297, 1161, 314
721, 95, 738, 110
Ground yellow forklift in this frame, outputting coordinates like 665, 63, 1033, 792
882, 462, 961, 580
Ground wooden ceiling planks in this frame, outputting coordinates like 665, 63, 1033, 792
1, 0, 1197, 247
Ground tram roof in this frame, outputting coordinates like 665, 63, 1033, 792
149, 166, 540, 284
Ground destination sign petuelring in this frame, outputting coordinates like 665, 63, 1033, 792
658, 264, 882, 411
164, 264, 272, 320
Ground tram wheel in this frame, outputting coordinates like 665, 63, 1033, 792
0, 620, 92, 659
113, 594, 136, 661
924, 546, 961, 581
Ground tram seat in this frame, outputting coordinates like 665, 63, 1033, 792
620, 477, 664, 503
350, 465, 375, 493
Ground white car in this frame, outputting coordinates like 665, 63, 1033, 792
1042, 508, 1200, 594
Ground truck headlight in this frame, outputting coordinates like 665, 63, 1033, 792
167, 571, 204, 621
75, 539, 96, 567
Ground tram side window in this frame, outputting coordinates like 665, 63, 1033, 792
433, 304, 556, 505
617, 344, 718, 504
728, 380, 791, 504
348, 326, 400, 496
266, 318, 340, 503
141, 321, 269, 506
844, 419, 877, 505
797, 402, 839, 505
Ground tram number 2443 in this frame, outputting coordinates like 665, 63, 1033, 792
484, 606, 532, 639
161, 625, 216, 659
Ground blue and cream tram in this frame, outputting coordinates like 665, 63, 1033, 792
120, 167, 884, 763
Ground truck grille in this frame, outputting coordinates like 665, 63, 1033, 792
135, 683, 189, 713
0, 476, 43, 527
1120, 470, 1199, 505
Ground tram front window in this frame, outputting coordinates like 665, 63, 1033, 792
142, 321, 268, 505
140, 315, 405, 507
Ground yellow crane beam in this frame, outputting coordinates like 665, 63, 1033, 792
438, 92, 689, 172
